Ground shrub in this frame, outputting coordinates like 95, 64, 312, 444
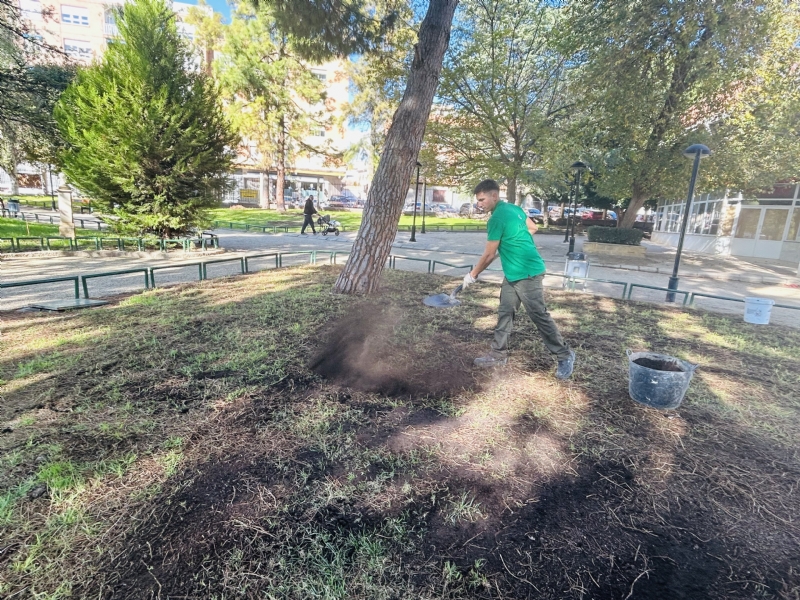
587, 226, 643, 246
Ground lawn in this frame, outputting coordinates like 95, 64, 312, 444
0, 217, 59, 238
1, 266, 798, 599
205, 207, 487, 230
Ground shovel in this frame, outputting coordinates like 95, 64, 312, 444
423, 284, 463, 308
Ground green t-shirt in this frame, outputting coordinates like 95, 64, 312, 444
487, 201, 546, 282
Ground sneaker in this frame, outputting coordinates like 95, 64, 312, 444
300, 232, 308, 235
556, 350, 576, 380
474, 352, 508, 368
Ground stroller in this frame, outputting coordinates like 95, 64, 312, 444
316, 214, 341, 236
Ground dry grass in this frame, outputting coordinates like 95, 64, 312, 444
1, 265, 799, 599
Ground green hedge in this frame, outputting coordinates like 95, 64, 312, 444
587, 226, 644, 246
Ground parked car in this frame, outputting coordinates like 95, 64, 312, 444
459, 202, 484, 216
526, 208, 544, 224
328, 195, 357, 209
581, 210, 605, 220
435, 203, 459, 217
403, 202, 437, 216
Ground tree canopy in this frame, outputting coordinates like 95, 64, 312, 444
54, 0, 237, 238
212, 2, 332, 210
562, 0, 793, 227
422, 0, 569, 204
1, 0, 73, 185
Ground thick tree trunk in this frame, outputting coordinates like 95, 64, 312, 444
333, 0, 458, 295
506, 177, 517, 206
276, 117, 286, 212
621, 183, 647, 228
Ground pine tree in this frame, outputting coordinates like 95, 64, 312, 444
54, 0, 237, 238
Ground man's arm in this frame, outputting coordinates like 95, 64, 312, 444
527, 218, 538, 236
469, 240, 500, 279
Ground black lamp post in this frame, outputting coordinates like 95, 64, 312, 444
567, 161, 588, 255
410, 161, 421, 242
421, 178, 427, 233
666, 144, 712, 302
48, 166, 56, 210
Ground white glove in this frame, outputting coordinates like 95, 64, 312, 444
462, 271, 477, 290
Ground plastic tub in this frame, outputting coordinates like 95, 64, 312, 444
743, 297, 774, 325
627, 350, 698, 410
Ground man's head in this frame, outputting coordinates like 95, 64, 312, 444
473, 179, 501, 212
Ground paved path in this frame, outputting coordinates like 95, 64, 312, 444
2, 227, 799, 327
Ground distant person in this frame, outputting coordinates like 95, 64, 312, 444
301, 195, 318, 235
461, 179, 575, 379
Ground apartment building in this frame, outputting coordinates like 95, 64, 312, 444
17, 0, 201, 62
3, 0, 353, 203
229, 58, 352, 208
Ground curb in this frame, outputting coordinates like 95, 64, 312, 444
584, 262, 799, 285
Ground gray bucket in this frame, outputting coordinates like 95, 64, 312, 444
627, 350, 698, 410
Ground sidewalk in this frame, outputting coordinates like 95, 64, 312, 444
2, 228, 799, 326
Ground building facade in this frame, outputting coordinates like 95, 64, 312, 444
652, 183, 800, 265
3, 0, 354, 204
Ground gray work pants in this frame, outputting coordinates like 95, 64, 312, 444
491, 274, 570, 360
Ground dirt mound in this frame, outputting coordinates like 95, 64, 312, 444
309, 303, 473, 398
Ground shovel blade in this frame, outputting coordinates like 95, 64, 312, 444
422, 284, 463, 308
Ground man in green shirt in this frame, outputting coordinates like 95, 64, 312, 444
462, 179, 575, 379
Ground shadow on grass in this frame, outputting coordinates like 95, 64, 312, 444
1, 267, 798, 599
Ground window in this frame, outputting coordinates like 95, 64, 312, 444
656, 207, 666, 231
759, 209, 789, 241
707, 201, 721, 235
64, 39, 93, 60
19, 0, 42, 20
787, 208, 800, 242
62, 5, 89, 26
311, 70, 327, 82
734, 209, 760, 239
310, 128, 326, 138
690, 202, 704, 234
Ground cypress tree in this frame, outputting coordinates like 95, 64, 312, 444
54, 0, 237, 238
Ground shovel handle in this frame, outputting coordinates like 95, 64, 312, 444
450, 284, 463, 299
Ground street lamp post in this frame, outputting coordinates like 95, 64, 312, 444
410, 161, 421, 242
563, 179, 573, 243
568, 161, 588, 255
421, 178, 427, 233
666, 144, 712, 302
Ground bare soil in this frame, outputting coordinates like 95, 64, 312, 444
1, 266, 798, 599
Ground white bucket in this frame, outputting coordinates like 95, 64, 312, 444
743, 297, 775, 325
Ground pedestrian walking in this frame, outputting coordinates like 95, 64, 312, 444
462, 179, 575, 379
301, 195, 318, 235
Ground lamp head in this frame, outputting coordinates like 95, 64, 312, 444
416, 161, 423, 167
683, 144, 711, 159
571, 161, 589, 172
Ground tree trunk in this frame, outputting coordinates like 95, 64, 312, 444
333, 0, 458, 295
259, 169, 269, 209
276, 116, 286, 212
506, 177, 516, 206
620, 182, 647, 228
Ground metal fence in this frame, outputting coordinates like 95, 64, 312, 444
0, 235, 219, 253
3, 250, 799, 321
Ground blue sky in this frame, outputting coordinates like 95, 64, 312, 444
182, 0, 231, 22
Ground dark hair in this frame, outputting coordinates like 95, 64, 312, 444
473, 179, 500, 195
